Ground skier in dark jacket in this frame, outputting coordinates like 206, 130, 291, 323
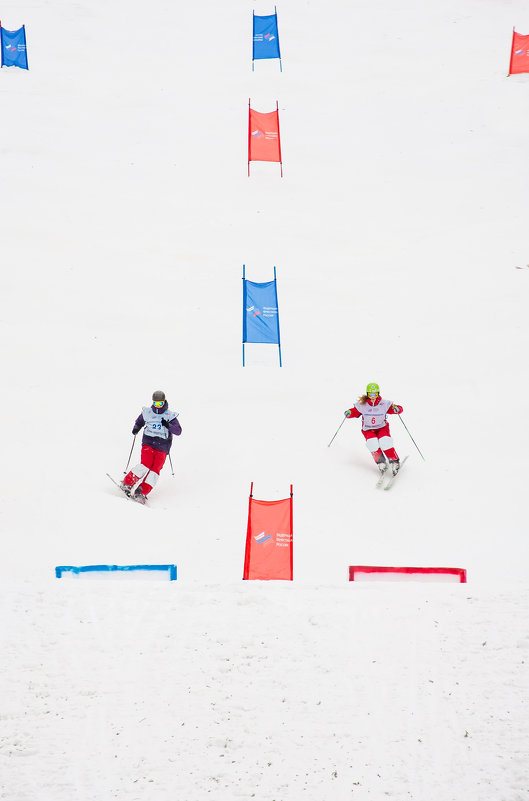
122, 390, 182, 500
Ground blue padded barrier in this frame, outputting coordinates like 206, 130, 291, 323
55, 564, 177, 580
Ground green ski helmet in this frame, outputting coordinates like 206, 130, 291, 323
366, 382, 380, 396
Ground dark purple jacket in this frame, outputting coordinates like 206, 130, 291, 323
132, 401, 182, 454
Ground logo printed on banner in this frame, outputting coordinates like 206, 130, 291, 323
252, 129, 278, 140
253, 33, 276, 42
255, 532, 272, 544
246, 305, 278, 318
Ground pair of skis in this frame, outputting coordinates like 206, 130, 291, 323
106, 473, 147, 505
375, 456, 408, 491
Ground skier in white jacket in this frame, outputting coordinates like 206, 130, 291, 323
345, 382, 403, 475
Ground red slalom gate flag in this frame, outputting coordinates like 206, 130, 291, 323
243, 483, 293, 580
248, 100, 282, 176
509, 30, 529, 74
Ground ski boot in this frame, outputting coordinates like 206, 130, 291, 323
377, 458, 388, 474
389, 459, 400, 476
119, 481, 132, 497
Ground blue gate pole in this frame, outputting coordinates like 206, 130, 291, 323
275, 7, 282, 72
274, 265, 282, 367
242, 264, 246, 366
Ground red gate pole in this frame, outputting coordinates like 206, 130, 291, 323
243, 482, 254, 579
276, 100, 283, 177
508, 27, 516, 76
289, 485, 293, 580
248, 99, 252, 176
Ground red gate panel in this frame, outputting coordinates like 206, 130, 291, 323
248, 101, 283, 175
243, 484, 293, 580
509, 30, 529, 75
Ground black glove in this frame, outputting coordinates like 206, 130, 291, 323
132, 426, 141, 435
161, 418, 169, 428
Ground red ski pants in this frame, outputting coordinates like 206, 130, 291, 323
123, 445, 167, 495
362, 424, 398, 463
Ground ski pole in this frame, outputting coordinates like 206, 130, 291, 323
328, 416, 347, 448
124, 434, 137, 474
168, 452, 175, 476
397, 414, 426, 461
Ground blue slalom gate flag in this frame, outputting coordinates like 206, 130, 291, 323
242, 265, 282, 366
252, 8, 281, 70
1, 25, 28, 69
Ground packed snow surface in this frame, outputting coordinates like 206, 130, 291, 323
2, 582, 529, 800
1, 0, 528, 797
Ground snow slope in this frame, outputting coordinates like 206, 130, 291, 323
2, 581, 528, 801
1, 0, 528, 797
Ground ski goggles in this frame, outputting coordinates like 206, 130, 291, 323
367, 392, 378, 399
153, 400, 165, 407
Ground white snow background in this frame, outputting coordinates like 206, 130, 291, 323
1, 0, 529, 798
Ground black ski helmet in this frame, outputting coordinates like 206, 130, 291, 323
152, 390, 166, 402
